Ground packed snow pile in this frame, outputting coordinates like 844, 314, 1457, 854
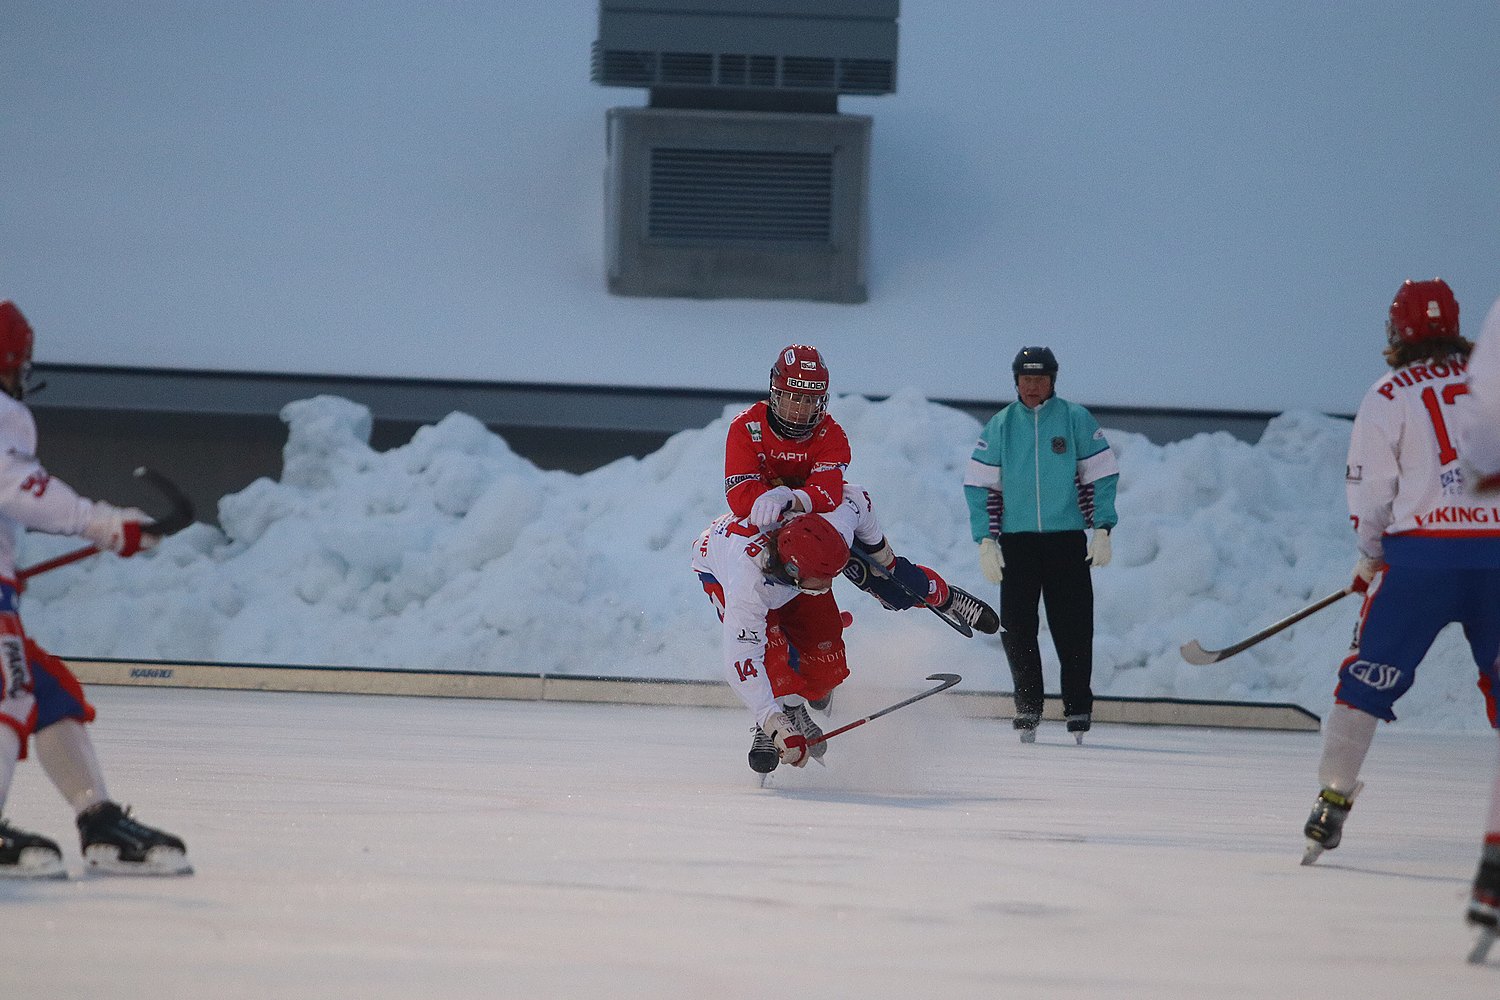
17, 393, 1490, 731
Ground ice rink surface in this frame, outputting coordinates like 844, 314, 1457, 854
3, 685, 1493, 999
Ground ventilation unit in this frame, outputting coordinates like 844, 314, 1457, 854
593, 1, 898, 303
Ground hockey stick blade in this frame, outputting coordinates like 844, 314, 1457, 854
18, 468, 195, 582
804, 673, 961, 748
133, 466, 195, 537
848, 549, 972, 638
1179, 586, 1356, 665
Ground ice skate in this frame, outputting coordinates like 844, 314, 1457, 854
1301, 784, 1360, 866
748, 726, 779, 774
783, 699, 827, 761
77, 801, 192, 876
1468, 845, 1500, 964
808, 690, 834, 715
0, 817, 65, 880
938, 586, 1000, 635
1014, 714, 1039, 745
1066, 713, 1091, 745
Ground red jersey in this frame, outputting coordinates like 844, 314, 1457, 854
724, 401, 851, 518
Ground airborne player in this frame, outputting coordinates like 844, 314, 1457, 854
722, 347, 996, 691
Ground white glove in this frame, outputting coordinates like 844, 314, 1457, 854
977, 537, 1004, 584
1351, 554, 1381, 593
749, 485, 797, 528
1087, 528, 1112, 568
82, 503, 158, 557
763, 711, 809, 767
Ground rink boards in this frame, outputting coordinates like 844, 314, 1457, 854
62, 657, 1321, 732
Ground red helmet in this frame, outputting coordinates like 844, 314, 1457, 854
768, 344, 830, 440
775, 514, 849, 584
0, 301, 34, 375
1387, 279, 1459, 345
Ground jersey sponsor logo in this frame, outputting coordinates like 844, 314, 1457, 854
809, 485, 837, 508
1346, 464, 1363, 484
974, 437, 987, 450
1414, 505, 1500, 526
1347, 659, 1402, 691
809, 462, 848, 474
736, 628, 760, 643
0, 635, 26, 698
747, 421, 762, 443
1092, 428, 1105, 441
768, 449, 809, 462
725, 473, 760, 491
1051, 436, 1067, 454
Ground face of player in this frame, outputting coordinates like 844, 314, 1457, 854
770, 389, 826, 435
1016, 374, 1053, 409
793, 574, 834, 595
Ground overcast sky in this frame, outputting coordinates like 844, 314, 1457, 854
3, 1, 1498, 413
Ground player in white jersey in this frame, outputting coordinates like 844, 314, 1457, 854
1459, 295, 1500, 491
1459, 294, 1500, 942
0, 301, 191, 878
692, 483, 980, 773
1302, 279, 1500, 867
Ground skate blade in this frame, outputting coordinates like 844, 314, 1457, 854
1018, 730, 1037, 745
1469, 926, 1498, 965
84, 845, 194, 877
1301, 841, 1326, 866
1074, 733, 1085, 746
0, 848, 66, 880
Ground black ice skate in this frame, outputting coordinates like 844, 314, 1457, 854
1066, 713, 1091, 746
0, 817, 65, 879
783, 700, 827, 761
938, 586, 1000, 635
808, 691, 834, 715
77, 801, 192, 876
1013, 713, 1040, 745
1301, 784, 1360, 866
1467, 844, 1500, 964
749, 726, 779, 774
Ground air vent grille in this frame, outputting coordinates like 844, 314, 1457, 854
648, 148, 833, 244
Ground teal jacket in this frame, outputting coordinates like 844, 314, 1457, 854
964, 395, 1119, 540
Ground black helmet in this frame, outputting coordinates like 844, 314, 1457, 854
1012, 346, 1058, 381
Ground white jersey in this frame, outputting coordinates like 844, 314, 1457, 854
690, 485, 884, 725
0, 393, 97, 579
1346, 353, 1500, 561
1458, 295, 1500, 481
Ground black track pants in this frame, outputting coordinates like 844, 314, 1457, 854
998, 531, 1094, 718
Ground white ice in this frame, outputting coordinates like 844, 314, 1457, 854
2, 685, 1492, 998
18, 393, 1494, 732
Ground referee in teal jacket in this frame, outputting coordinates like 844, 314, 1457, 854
963, 347, 1119, 744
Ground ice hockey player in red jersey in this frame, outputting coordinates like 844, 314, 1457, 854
1300, 280, 1500, 873
723, 347, 996, 720
0, 301, 191, 879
